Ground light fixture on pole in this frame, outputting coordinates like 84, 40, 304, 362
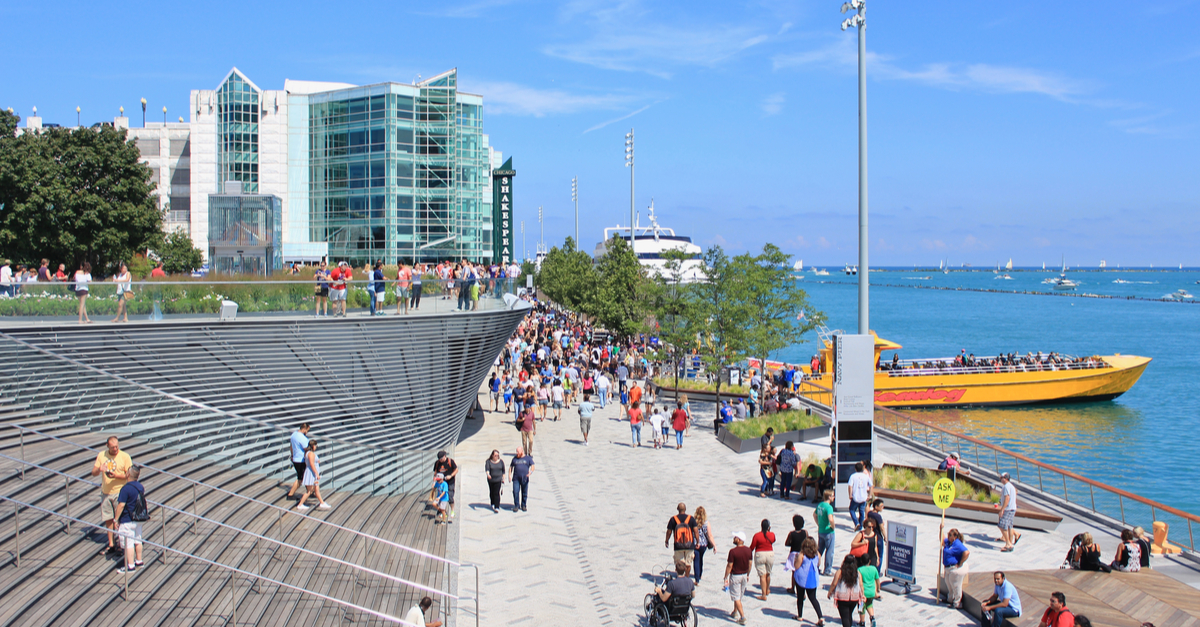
538, 205, 544, 255
162, 106, 167, 125
140, 98, 146, 127
841, 0, 869, 335
624, 129, 635, 242
76, 106, 80, 127
571, 176, 578, 247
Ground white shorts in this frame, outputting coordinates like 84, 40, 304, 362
329, 288, 347, 301
728, 573, 749, 600
118, 521, 143, 547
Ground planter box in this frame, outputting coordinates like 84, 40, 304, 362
654, 384, 748, 404
717, 423, 831, 454
873, 465, 1063, 531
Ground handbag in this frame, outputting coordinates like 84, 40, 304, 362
849, 533, 869, 558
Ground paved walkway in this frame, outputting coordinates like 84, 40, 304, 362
452, 384, 1182, 626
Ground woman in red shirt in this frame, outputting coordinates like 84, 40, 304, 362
750, 518, 776, 600
628, 401, 643, 448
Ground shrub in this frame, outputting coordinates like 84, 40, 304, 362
723, 410, 825, 440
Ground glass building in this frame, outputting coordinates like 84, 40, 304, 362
188, 67, 501, 267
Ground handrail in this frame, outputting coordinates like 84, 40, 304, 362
873, 405, 1200, 527
0, 495, 417, 626
882, 360, 1109, 377
0, 333, 404, 455
9, 423, 459, 567
0, 451, 456, 601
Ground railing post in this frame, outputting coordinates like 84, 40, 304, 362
1062, 474, 1069, 502
1037, 466, 1044, 492
14, 502, 20, 568
191, 484, 197, 534
1089, 484, 1096, 512
1151, 506, 1156, 522
974, 441, 980, 467
993, 449, 1000, 475
19, 428, 24, 480
1119, 495, 1126, 524
1188, 519, 1194, 553
123, 561, 128, 601
64, 477, 71, 534
160, 504, 167, 565
1014, 460, 1021, 483
230, 573, 236, 626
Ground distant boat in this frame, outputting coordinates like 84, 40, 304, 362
994, 274, 1013, 280
1100, 260, 1107, 269
1113, 279, 1131, 284
905, 276, 931, 280
1164, 289, 1193, 301
813, 268, 830, 276
1051, 274, 1078, 291
1005, 259, 1013, 270
793, 259, 804, 271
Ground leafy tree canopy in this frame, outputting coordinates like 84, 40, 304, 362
591, 235, 654, 339
0, 110, 163, 275
536, 236, 598, 314
159, 228, 204, 275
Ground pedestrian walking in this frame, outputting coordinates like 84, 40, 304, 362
509, 447, 534, 512
847, 461, 872, 530
577, 393, 595, 445
373, 260, 386, 316
815, 489, 836, 575
285, 423, 312, 500
941, 526, 971, 609
112, 465, 147, 573
648, 405, 665, 449
432, 473, 450, 524
671, 401, 689, 449
857, 554, 880, 627
74, 261, 93, 323
827, 555, 866, 627
665, 503, 699, 576
791, 537, 824, 624
783, 514, 809, 594
628, 401, 644, 447
750, 519, 776, 600
724, 532, 753, 625
410, 264, 424, 310
679, 394, 692, 437
485, 450, 506, 513
91, 435, 132, 555
314, 262, 330, 316
365, 262, 378, 316
758, 444, 775, 497
296, 441, 331, 511
110, 262, 132, 323
432, 451, 459, 518
850, 518, 882, 569
404, 596, 444, 627
596, 371, 610, 409
551, 378, 565, 420
995, 472, 1022, 551
694, 506, 714, 584
519, 404, 536, 456
778, 441, 799, 500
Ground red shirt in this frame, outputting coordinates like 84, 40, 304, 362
671, 408, 689, 431
150, 267, 166, 278
628, 407, 643, 425
1040, 608, 1074, 627
727, 546, 754, 575
330, 268, 346, 289
750, 531, 776, 553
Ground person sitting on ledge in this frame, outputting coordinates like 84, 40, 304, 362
1074, 533, 1111, 573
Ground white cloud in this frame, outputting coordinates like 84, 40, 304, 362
774, 38, 1092, 103
761, 93, 785, 116
583, 102, 656, 134
460, 80, 633, 117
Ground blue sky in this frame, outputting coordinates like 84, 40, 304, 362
3, 1, 1198, 266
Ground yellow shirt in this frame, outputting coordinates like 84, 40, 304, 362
96, 450, 133, 495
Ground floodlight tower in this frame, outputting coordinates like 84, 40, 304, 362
571, 176, 579, 246
842, 0, 869, 335
624, 129, 635, 242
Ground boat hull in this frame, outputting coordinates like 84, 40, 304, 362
810, 355, 1150, 408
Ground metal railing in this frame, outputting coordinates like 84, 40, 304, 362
794, 378, 1197, 553
0, 495, 417, 625
6, 424, 482, 626
873, 406, 1198, 553
882, 357, 1110, 378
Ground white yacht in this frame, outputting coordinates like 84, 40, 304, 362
594, 203, 705, 282
812, 268, 830, 276
1050, 274, 1078, 291
1164, 289, 1194, 301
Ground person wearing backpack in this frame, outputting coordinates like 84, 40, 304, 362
112, 466, 148, 574
665, 502, 699, 577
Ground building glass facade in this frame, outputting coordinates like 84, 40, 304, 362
208, 194, 283, 275
217, 71, 260, 193
306, 70, 491, 265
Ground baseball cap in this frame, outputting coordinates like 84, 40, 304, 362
434, 472, 445, 481
732, 531, 747, 544
1000, 472, 1011, 479
950, 452, 959, 459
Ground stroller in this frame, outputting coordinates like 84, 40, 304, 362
1060, 533, 1086, 569
643, 565, 698, 627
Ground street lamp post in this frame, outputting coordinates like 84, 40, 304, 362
76, 106, 81, 127
842, 0, 869, 335
571, 176, 579, 247
538, 206, 544, 255
162, 106, 167, 125
624, 129, 635, 241
140, 98, 146, 127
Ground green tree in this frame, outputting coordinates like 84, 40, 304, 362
159, 228, 204, 275
591, 234, 653, 339
536, 236, 598, 313
743, 243, 826, 378
0, 111, 162, 275
651, 248, 702, 392
691, 246, 754, 412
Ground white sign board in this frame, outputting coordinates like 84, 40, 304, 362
833, 333, 876, 509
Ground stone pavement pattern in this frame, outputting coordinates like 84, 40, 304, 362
454, 386, 1083, 626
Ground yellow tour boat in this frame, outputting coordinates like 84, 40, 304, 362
795, 330, 1151, 408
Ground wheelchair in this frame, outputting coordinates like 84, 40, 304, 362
643, 567, 698, 627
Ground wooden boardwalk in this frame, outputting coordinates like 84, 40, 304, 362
962, 568, 1200, 627
0, 407, 451, 626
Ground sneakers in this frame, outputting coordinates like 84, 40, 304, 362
492, 505, 500, 513
296, 504, 310, 511
317, 503, 332, 510
116, 564, 136, 574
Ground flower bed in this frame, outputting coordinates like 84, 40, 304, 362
873, 464, 999, 504
872, 463, 1061, 531
716, 410, 830, 454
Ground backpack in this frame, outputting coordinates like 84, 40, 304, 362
937, 458, 949, 471
128, 485, 150, 522
673, 514, 697, 549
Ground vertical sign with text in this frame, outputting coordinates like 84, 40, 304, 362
492, 157, 516, 265
833, 333, 876, 509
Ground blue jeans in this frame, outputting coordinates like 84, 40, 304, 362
850, 500, 867, 529
780, 471, 794, 499
512, 476, 529, 509
990, 606, 1019, 627
675, 432, 684, 448
598, 389, 608, 408
760, 468, 772, 494
818, 531, 835, 574
631, 423, 641, 446
367, 286, 376, 315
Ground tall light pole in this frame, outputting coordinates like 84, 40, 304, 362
76, 106, 81, 127
538, 206, 544, 254
624, 129, 635, 240
842, 0, 869, 335
162, 105, 167, 125
571, 176, 579, 247
141, 98, 146, 127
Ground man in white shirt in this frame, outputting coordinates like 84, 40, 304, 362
847, 461, 873, 531
995, 472, 1022, 551
596, 373, 611, 409
404, 596, 442, 627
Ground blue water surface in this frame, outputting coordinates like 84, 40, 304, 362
775, 270, 1200, 514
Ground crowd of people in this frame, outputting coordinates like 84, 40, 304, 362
883, 349, 1109, 375
306, 258, 525, 318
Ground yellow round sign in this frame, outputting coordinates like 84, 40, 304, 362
933, 477, 957, 510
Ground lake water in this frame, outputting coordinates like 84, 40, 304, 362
775, 269, 1200, 514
